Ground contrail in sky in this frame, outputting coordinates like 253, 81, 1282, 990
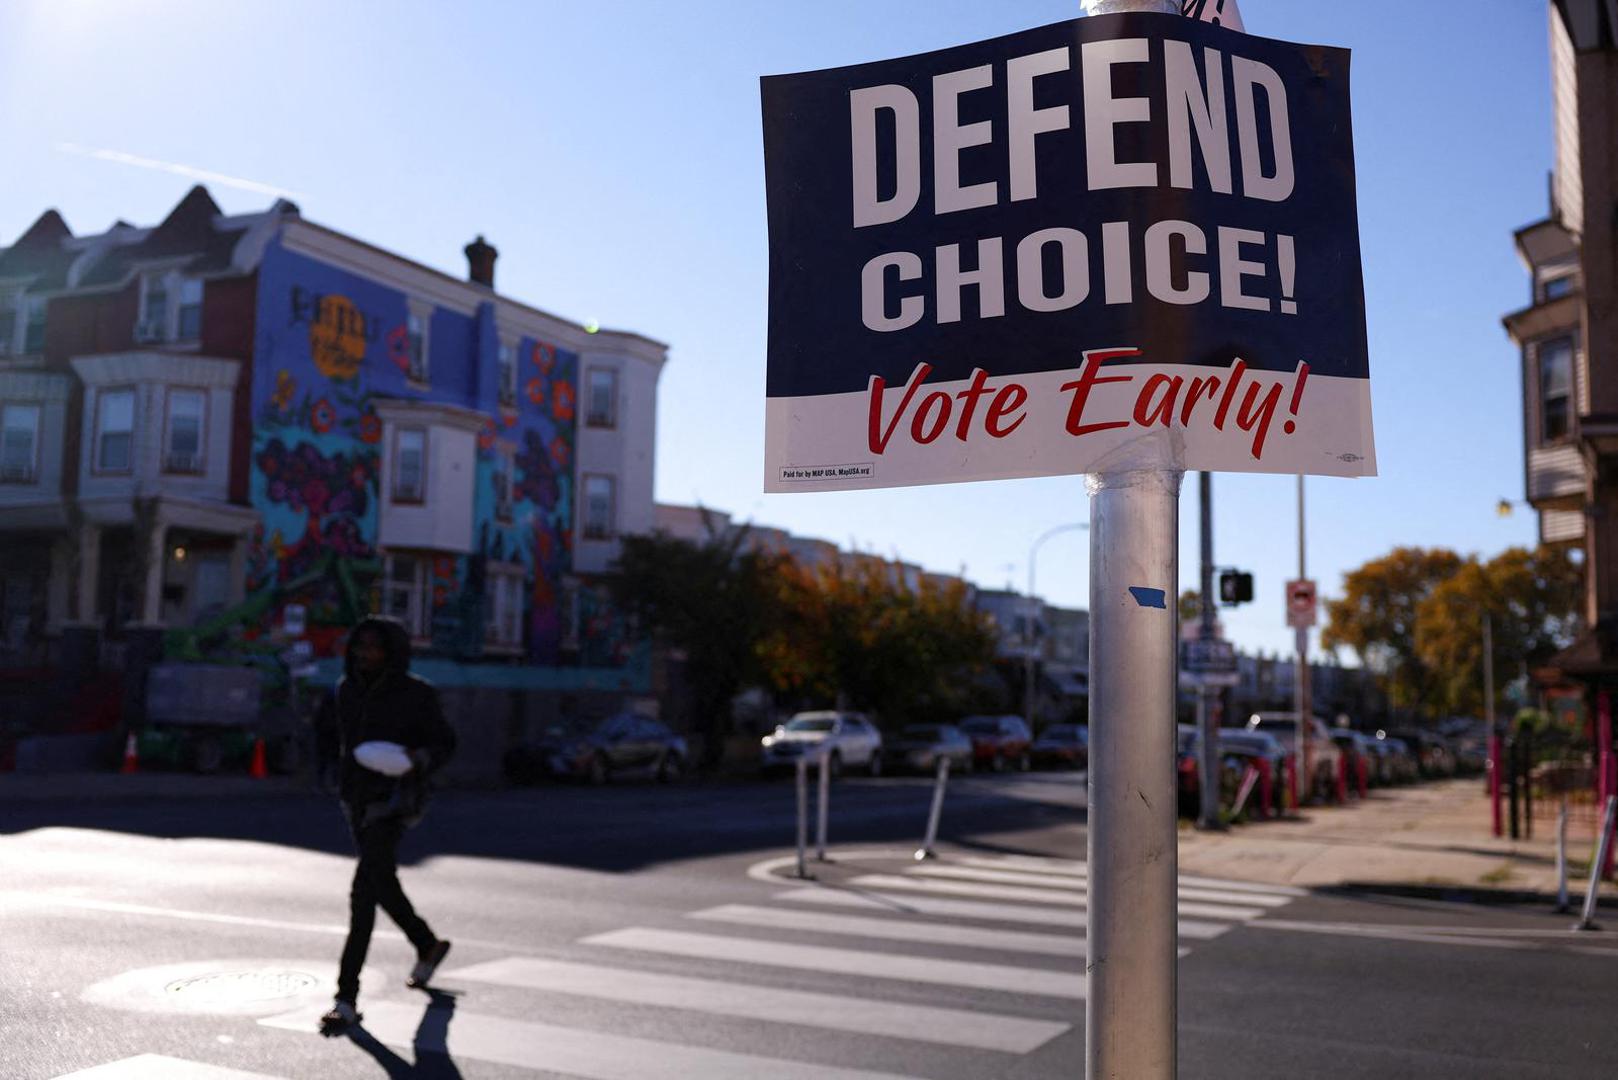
54, 142, 306, 200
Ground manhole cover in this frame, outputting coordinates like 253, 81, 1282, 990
165, 969, 321, 1005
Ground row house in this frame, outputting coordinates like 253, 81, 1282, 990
0, 187, 664, 688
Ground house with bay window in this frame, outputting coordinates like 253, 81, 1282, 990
0, 186, 665, 735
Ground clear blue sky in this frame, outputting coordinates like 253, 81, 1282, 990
0, 0, 1547, 661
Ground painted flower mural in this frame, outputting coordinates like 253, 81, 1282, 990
310, 399, 337, 434
358, 413, 383, 444
308, 295, 369, 381
551, 380, 575, 423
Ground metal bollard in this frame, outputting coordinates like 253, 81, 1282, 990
1257, 757, 1274, 820
1574, 794, 1617, 931
816, 747, 831, 861
794, 755, 813, 880
915, 755, 951, 861
1286, 754, 1300, 812
1553, 798, 1570, 915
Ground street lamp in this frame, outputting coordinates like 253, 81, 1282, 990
1026, 522, 1090, 731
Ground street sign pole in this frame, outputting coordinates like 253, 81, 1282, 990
1080, 7, 1186, 1078
1295, 475, 1309, 797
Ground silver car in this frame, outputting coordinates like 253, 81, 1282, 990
760, 711, 884, 778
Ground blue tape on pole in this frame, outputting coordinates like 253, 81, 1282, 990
1128, 587, 1167, 609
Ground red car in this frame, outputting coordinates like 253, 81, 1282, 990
957, 715, 1033, 772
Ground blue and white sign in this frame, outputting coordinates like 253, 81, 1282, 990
761, 12, 1373, 492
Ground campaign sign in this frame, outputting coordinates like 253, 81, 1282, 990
761, 12, 1374, 492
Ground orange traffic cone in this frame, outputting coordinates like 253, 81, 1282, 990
249, 738, 268, 780
120, 733, 139, 775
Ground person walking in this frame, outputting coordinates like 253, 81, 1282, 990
320, 616, 457, 1036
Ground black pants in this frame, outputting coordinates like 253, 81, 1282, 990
336, 813, 436, 1002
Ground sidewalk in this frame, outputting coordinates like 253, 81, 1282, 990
1, 770, 309, 803
1177, 777, 1616, 898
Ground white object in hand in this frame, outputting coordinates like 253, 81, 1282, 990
354, 740, 414, 777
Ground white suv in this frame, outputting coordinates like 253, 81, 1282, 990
760, 711, 884, 778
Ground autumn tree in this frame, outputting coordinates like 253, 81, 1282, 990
759, 557, 998, 727
1414, 546, 1582, 715
607, 514, 784, 766
1321, 546, 1465, 713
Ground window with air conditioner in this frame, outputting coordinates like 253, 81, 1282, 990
164, 388, 205, 473
497, 342, 516, 408
583, 474, 616, 540
0, 403, 41, 484
138, 276, 168, 343
22, 296, 46, 354
1540, 337, 1573, 445
407, 309, 430, 384
586, 368, 618, 428
485, 568, 525, 648
393, 427, 426, 502
176, 278, 203, 341
383, 554, 430, 639
96, 389, 136, 473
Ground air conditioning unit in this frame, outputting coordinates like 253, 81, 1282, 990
0, 463, 36, 483
164, 452, 201, 474
134, 321, 166, 344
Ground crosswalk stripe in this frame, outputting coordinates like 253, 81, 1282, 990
261, 1000, 925, 1079
690, 902, 1087, 957
442, 955, 1070, 1054
770, 888, 1232, 940
50, 1056, 290, 1080
582, 927, 1087, 1000
906, 865, 1292, 908
848, 875, 1268, 921
955, 856, 1308, 898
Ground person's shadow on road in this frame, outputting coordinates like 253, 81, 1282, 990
344, 989, 464, 1079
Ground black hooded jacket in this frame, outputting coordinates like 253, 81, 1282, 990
335, 617, 456, 819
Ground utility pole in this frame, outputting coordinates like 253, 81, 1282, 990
1295, 475, 1310, 800
1197, 472, 1223, 830
1083, 7, 1184, 1078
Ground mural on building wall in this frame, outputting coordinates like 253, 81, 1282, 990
242, 240, 581, 665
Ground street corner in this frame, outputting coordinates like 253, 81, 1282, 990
79, 958, 377, 1021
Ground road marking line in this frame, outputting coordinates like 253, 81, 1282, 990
771, 888, 1231, 939
581, 927, 1087, 1000
847, 875, 1268, 921
50, 1055, 291, 1080
1249, 918, 1618, 957
954, 856, 1308, 897
442, 956, 1069, 1054
689, 903, 1087, 957
260, 1000, 926, 1079
906, 865, 1292, 908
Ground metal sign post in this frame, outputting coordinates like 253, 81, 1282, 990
916, 755, 952, 861
816, 746, 831, 861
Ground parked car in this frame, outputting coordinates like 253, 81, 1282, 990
1177, 724, 1202, 817
1216, 728, 1289, 818
1388, 728, 1457, 778
760, 711, 884, 778
888, 724, 974, 774
1244, 712, 1344, 803
1372, 734, 1420, 784
957, 715, 1033, 772
505, 713, 688, 785
1030, 723, 1088, 770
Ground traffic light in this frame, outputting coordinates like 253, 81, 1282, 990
1218, 570, 1254, 605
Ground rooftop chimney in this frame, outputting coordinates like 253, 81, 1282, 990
464, 235, 498, 288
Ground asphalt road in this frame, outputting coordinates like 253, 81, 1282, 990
1, 770, 1614, 1079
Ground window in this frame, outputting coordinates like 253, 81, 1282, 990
383, 555, 428, 638
1540, 338, 1573, 443
138, 277, 167, 342
0, 294, 16, 356
393, 428, 426, 502
1543, 273, 1575, 302
485, 568, 525, 648
164, 389, 206, 473
583, 474, 616, 540
492, 448, 514, 522
96, 389, 136, 472
586, 368, 618, 428
22, 296, 45, 354
497, 342, 516, 408
176, 279, 203, 341
407, 310, 429, 384
0, 404, 41, 483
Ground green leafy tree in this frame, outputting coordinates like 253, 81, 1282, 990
608, 514, 782, 766
1414, 546, 1582, 716
1321, 546, 1465, 714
